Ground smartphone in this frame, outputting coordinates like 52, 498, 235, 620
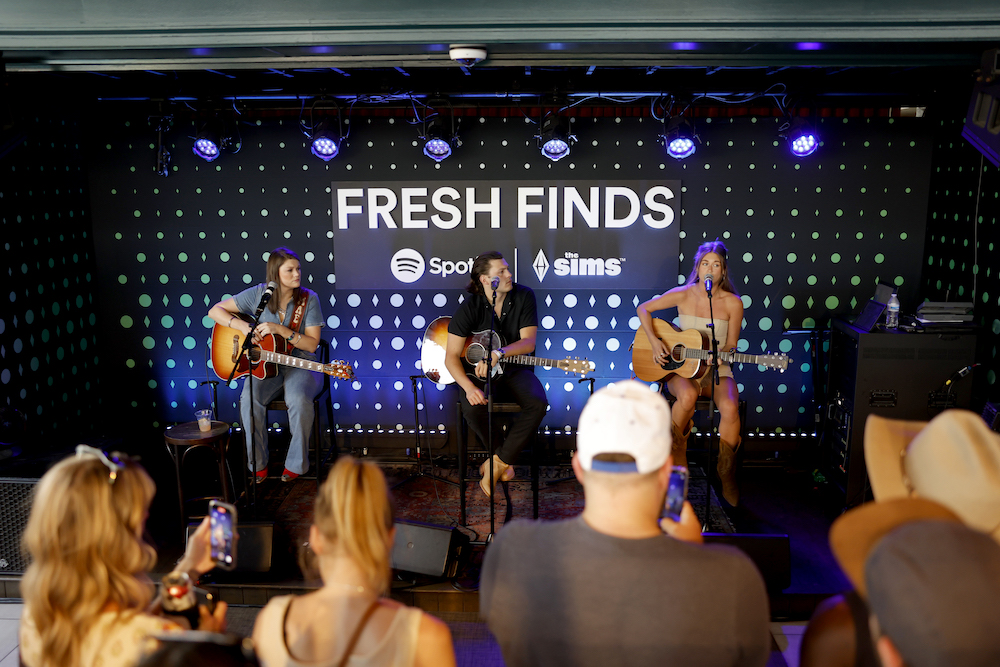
208, 499, 237, 570
664, 466, 689, 522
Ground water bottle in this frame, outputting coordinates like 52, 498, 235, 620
886, 292, 900, 330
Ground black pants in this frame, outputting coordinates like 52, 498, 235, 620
458, 368, 548, 464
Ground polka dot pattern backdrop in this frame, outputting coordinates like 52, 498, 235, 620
1, 113, 102, 439
86, 111, 934, 439
922, 116, 1000, 398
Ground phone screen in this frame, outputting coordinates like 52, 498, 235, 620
665, 466, 689, 522
209, 500, 237, 570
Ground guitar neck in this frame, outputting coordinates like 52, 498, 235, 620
685, 349, 763, 365
260, 349, 328, 373
504, 354, 564, 368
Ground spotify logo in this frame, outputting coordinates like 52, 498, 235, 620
390, 248, 426, 283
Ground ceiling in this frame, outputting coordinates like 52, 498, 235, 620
2, 0, 997, 112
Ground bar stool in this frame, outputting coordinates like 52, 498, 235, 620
163, 420, 234, 540
456, 398, 540, 529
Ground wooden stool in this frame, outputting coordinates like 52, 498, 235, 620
163, 420, 233, 540
456, 398, 540, 529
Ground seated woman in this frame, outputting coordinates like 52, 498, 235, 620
19, 446, 227, 667
253, 456, 456, 667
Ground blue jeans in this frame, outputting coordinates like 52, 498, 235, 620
240, 366, 322, 475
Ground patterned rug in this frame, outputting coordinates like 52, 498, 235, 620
272, 462, 735, 564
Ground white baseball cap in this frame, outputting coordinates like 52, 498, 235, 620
576, 380, 672, 474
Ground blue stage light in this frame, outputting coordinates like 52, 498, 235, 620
421, 115, 456, 162
192, 119, 228, 162
310, 120, 341, 161
538, 116, 574, 162
786, 117, 819, 157
423, 137, 452, 161
662, 116, 698, 160
192, 136, 220, 161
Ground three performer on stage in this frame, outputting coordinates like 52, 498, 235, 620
208, 242, 743, 504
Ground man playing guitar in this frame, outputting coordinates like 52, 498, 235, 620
445, 251, 548, 498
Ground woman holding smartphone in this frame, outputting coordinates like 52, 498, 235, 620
253, 456, 456, 667
637, 239, 744, 506
19, 447, 227, 667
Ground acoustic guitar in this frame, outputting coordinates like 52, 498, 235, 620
211, 314, 355, 382
631, 319, 789, 382
420, 316, 595, 385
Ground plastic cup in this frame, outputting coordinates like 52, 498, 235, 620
195, 409, 213, 432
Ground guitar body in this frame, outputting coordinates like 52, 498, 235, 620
211, 315, 291, 382
421, 316, 594, 384
420, 316, 503, 385
631, 320, 709, 382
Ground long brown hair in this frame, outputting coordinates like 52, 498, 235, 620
466, 251, 504, 295
313, 456, 395, 595
21, 451, 158, 667
685, 240, 740, 296
265, 246, 302, 314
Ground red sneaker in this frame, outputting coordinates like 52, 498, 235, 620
281, 469, 300, 482
254, 469, 268, 484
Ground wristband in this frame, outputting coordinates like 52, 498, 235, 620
287, 331, 297, 343
497, 348, 506, 359
228, 314, 236, 328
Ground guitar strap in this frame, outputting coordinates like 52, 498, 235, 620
288, 290, 309, 333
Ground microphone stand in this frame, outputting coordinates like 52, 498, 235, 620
704, 279, 721, 530
484, 282, 501, 541
226, 289, 271, 519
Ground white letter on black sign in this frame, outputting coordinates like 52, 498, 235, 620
605, 186, 640, 229
368, 188, 398, 228
401, 188, 428, 228
643, 186, 675, 229
431, 187, 462, 229
517, 187, 544, 228
337, 188, 364, 229
564, 187, 600, 228
466, 187, 501, 228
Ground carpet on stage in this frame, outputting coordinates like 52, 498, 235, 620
269, 462, 735, 574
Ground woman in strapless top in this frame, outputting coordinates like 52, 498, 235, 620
636, 240, 744, 505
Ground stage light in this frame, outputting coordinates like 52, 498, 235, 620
661, 116, 698, 160
192, 121, 222, 162
310, 119, 341, 161
421, 116, 455, 161
302, 98, 345, 162
419, 101, 460, 162
538, 115, 574, 162
785, 117, 818, 157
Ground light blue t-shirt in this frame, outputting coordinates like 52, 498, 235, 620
232, 284, 324, 361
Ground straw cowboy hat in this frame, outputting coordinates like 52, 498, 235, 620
863, 409, 1000, 542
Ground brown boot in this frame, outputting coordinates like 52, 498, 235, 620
717, 438, 741, 506
670, 420, 693, 469
479, 454, 515, 498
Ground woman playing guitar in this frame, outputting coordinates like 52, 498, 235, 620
636, 240, 744, 506
208, 247, 324, 484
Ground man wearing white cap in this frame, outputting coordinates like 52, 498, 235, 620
479, 380, 770, 667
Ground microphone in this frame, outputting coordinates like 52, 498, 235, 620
490, 276, 500, 292
704, 275, 713, 293
254, 281, 278, 317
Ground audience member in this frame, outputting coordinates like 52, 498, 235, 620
252, 456, 456, 667
480, 380, 771, 667
19, 446, 227, 667
828, 497, 1000, 667
800, 409, 1000, 667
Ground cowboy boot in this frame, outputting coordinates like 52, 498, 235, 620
717, 438, 741, 506
670, 420, 693, 469
479, 454, 515, 498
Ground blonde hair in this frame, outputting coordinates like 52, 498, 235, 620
21, 452, 158, 667
685, 240, 740, 296
313, 456, 395, 595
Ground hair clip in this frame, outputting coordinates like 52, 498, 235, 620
76, 444, 126, 484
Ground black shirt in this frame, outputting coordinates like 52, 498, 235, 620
448, 283, 539, 352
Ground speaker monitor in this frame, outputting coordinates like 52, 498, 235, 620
391, 520, 469, 577
0, 478, 38, 575
187, 520, 273, 573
